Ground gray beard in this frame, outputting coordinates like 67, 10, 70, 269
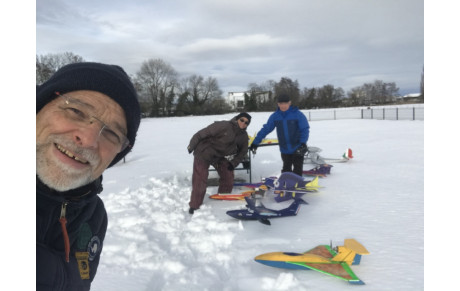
36, 136, 100, 192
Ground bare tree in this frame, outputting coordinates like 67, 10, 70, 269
347, 87, 366, 106
36, 52, 85, 84
299, 87, 318, 109
247, 80, 275, 93
274, 77, 300, 104
179, 74, 222, 115
202, 76, 222, 103
246, 81, 275, 111
135, 59, 178, 117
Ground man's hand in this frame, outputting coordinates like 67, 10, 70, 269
295, 143, 308, 156
249, 143, 258, 154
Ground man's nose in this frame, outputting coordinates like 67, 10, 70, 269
73, 122, 103, 148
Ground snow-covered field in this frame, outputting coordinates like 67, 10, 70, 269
90, 111, 424, 290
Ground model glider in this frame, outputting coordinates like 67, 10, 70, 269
254, 238, 370, 284
304, 147, 353, 164
226, 195, 307, 225
302, 164, 333, 177
209, 190, 255, 200
263, 172, 321, 202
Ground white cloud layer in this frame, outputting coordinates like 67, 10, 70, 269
36, 0, 424, 94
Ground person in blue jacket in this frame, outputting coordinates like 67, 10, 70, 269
250, 94, 310, 176
36, 62, 141, 290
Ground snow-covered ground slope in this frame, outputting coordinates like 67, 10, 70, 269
91, 112, 424, 290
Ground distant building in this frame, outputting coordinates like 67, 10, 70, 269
399, 93, 423, 103
227, 92, 246, 110
226, 91, 272, 110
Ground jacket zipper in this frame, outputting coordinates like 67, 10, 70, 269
59, 202, 70, 263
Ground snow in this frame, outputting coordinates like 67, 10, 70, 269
90, 111, 424, 291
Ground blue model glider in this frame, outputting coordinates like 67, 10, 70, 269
226, 195, 308, 225
263, 172, 320, 202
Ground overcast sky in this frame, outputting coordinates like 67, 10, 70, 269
36, 0, 424, 95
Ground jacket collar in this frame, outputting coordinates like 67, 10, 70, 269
36, 175, 103, 201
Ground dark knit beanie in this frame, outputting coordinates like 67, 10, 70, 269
277, 94, 290, 103
36, 62, 141, 167
235, 112, 252, 124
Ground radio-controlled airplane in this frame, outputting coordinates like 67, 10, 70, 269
263, 172, 321, 202
304, 147, 353, 164
226, 193, 307, 225
254, 238, 370, 284
302, 164, 333, 177
209, 186, 267, 201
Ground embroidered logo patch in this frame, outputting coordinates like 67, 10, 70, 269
75, 252, 90, 279
87, 236, 101, 261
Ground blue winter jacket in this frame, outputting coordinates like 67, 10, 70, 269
36, 176, 107, 291
253, 106, 310, 154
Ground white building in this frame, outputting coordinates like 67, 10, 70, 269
226, 91, 272, 110
226, 92, 246, 110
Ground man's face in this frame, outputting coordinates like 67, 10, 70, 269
278, 101, 291, 112
237, 117, 249, 129
36, 90, 127, 191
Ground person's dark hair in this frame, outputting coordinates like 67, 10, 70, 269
277, 94, 290, 103
235, 112, 252, 125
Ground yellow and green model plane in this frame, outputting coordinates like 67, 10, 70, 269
254, 239, 370, 284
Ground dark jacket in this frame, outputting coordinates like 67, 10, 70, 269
188, 117, 249, 168
253, 106, 310, 154
36, 176, 107, 291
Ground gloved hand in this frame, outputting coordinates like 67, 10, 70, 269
249, 143, 258, 153
227, 163, 235, 171
295, 143, 308, 156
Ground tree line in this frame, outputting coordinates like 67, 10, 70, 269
37, 52, 422, 118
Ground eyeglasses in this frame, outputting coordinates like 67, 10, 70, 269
55, 92, 130, 153
239, 118, 249, 125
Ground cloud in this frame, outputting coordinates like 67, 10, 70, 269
36, 0, 424, 94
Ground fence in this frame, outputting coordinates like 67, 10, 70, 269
303, 105, 424, 121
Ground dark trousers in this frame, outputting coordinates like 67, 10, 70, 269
189, 157, 234, 209
281, 153, 304, 176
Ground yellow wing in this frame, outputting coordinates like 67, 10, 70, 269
248, 134, 279, 146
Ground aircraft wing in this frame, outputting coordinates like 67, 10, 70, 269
293, 261, 364, 284
256, 208, 279, 216
295, 245, 364, 284
248, 135, 279, 146
209, 191, 254, 200
274, 191, 307, 203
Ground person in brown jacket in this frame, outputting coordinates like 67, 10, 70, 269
187, 113, 251, 214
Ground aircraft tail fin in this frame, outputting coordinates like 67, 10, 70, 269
331, 239, 369, 265
248, 134, 256, 146
343, 148, 353, 159
305, 176, 320, 190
